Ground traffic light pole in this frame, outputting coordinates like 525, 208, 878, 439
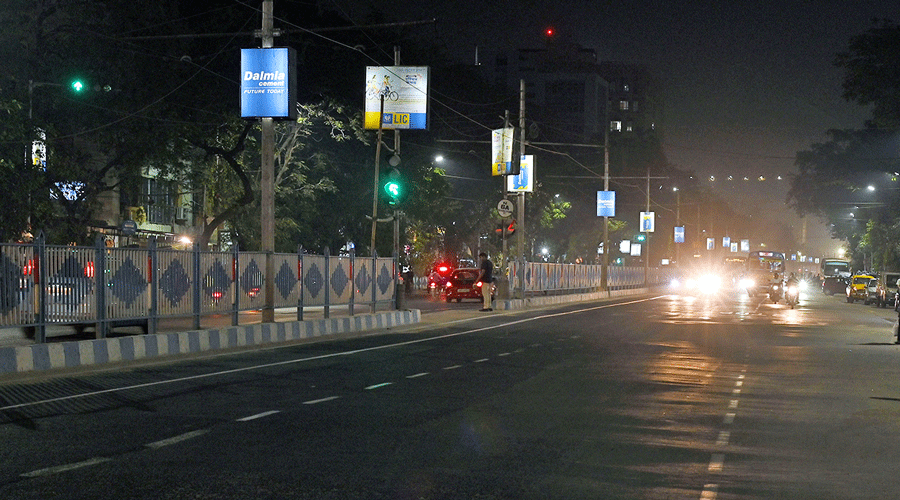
370, 96, 385, 254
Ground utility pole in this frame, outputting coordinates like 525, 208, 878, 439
516, 79, 526, 299
644, 167, 650, 286
259, 0, 277, 323
370, 96, 385, 254
502, 109, 510, 278
601, 124, 610, 290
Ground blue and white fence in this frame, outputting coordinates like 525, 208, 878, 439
508, 261, 663, 294
0, 236, 397, 343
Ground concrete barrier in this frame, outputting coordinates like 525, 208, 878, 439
0, 310, 421, 377
495, 287, 653, 310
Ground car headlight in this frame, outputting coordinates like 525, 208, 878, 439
670, 278, 681, 289
739, 278, 755, 289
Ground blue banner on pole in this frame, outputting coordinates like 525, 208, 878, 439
240, 48, 297, 119
597, 191, 615, 217
674, 226, 685, 243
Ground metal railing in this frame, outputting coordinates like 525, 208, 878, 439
0, 235, 397, 343
508, 261, 663, 294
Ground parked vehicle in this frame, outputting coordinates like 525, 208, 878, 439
444, 268, 495, 303
874, 272, 900, 308
846, 274, 875, 303
864, 277, 879, 305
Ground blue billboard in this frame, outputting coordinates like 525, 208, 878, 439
597, 191, 615, 217
240, 48, 297, 119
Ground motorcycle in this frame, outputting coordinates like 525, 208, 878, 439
785, 282, 800, 308
769, 283, 783, 304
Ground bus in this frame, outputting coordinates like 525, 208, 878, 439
821, 258, 850, 278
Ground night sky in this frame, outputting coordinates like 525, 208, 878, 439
336, 0, 896, 254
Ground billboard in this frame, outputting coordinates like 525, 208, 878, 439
640, 212, 655, 232
508, 155, 534, 192
597, 191, 615, 217
491, 128, 515, 176
240, 48, 297, 119
364, 66, 429, 130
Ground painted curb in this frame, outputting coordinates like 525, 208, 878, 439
0, 310, 421, 376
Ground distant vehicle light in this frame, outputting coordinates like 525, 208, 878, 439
739, 278, 755, 289
669, 278, 681, 289
700, 274, 720, 294
438, 266, 448, 273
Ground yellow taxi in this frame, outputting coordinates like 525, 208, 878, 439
846, 273, 875, 303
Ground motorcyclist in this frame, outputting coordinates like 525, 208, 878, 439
786, 272, 799, 288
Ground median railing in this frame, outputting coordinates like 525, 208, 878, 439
508, 261, 663, 294
0, 235, 397, 343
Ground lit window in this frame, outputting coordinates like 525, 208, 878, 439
619, 100, 629, 111
626, 122, 633, 132
610, 121, 622, 132
623, 84, 630, 92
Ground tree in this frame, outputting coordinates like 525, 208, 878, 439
835, 19, 900, 129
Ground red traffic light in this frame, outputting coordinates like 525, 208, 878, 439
545, 27, 555, 37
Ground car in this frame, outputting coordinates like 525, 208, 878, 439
846, 274, 875, 303
821, 275, 848, 295
864, 277, 879, 305
874, 272, 900, 308
444, 268, 495, 303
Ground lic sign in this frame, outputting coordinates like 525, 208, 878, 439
240, 48, 297, 119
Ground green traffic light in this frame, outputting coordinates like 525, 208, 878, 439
71, 80, 84, 92
635, 234, 646, 242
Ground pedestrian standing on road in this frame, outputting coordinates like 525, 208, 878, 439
477, 252, 494, 312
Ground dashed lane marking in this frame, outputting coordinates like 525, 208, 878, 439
723, 412, 735, 424
474, 358, 490, 363
700, 484, 718, 499
364, 382, 393, 390
406, 372, 429, 379
146, 429, 209, 449
303, 396, 340, 405
443, 365, 462, 370
237, 410, 280, 422
716, 431, 730, 446
708, 453, 725, 472
21, 457, 111, 478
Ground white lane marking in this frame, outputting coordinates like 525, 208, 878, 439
474, 358, 490, 363
443, 365, 462, 370
738, 374, 745, 380
728, 400, 739, 409
21, 457, 111, 478
735, 380, 744, 387
1, 296, 662, 412
700, 484, 718, 499
365, 382, 393, 390
303, 396, 340, 405
237, 410, 280, 422
530, 343, 542, 348
708, 453, 725, 472
723, 412, 735, 424
732, 388, 741, 395
406, 372, 429, 379
498, 352, 511, 357
146, 429, 209, 449
716, 431, 730, 446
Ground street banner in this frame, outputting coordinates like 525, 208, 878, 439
491, 128, 515, 176
640, 211, 655, 232
723, 236, 731, 248
364, 66, 429, 129
508, 155, 534, 192
630, 243, 642, 256
707, 238, 715, 250
674, 226, 685, 243
240, 48, 297, 119
597, 191, 615, 217
740, 239, 750, 252
731, 242, 738, 252
619, 240, 631, 254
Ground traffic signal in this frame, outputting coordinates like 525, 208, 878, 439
383, 168, 403, 205
635, 233, 646, 242
71, 80, 84, 92
495, 220, 516, 238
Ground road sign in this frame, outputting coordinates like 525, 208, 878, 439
497, 199, 514, 218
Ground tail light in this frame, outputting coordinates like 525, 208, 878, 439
475, 281, 483, 288
84, 261, 95, 278
445, 281, 452, 288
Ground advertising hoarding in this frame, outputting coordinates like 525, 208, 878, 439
508, 155, 534, 192
364, 66, 429, 130
240, 48, 297, 119
597, 191, 615, 217
640, 212, 655, 232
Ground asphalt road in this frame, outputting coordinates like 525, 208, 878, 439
1, 287, 900, 499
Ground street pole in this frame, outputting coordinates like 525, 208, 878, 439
516, 79, 526, 299
675, 188, 681, 266
260, 0, 276, 323
602, 125, 609, 290
502, 110, 510, 283
644, 167, 650, 286
370, 96, 385, 254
